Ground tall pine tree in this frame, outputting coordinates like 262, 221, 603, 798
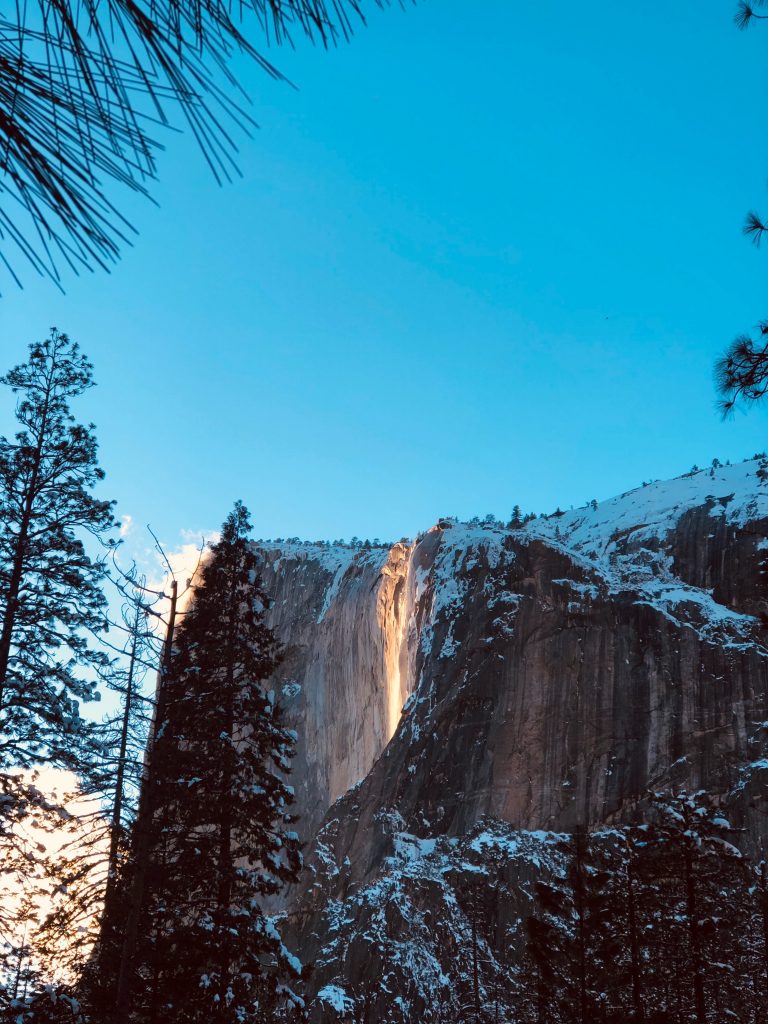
105, 502, 303, 1024
0, 330, 115, 774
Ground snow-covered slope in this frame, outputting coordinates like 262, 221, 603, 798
530, 458, 768, 558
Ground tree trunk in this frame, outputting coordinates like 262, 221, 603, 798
684, 843, 706, 1023
760, 861, 768, 1011
104, 614, 140, 906
113, 580, 177, 1024
573, 835, 587, 1024
0, 387, 50, 709
626, 849, 644, 1021
472, 910, 480, 1024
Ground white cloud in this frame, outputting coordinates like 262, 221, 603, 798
143, 529, 219, 633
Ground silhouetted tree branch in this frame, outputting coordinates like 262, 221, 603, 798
716, 5, 768, 415
715, 326, 768, 415
0, 0, 400, 288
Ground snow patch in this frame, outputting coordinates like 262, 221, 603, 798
317, 984, 354, 1014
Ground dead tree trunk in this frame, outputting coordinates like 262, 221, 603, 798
113, 580, 178, 1024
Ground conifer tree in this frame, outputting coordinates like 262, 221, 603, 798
748, 856, 768, 1017
526, 875, 570, 1023
644, 791, 746, 1023
0, 330, 115, 774
616, 829, 646, 1023
0, 332, 114, 1015
509, 506, 523, 529
524, 829, 633, 1024
107, 502, 303, 1024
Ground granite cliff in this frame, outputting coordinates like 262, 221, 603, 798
253, 456, 768, 1019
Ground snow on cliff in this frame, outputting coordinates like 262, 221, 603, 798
255, 457, 768, 1018
253, 456, 768, 849
530, 457, 768, 555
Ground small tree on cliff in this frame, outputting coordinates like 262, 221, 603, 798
104, 501, 303, 1023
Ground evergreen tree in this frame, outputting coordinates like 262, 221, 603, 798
616, 830, 646, 1023
642, 791, 747, 1023
736, 854, 768, 1020
0, 332, 115, 1014
526, 874, 571, 1023
716, 325, 768, 413
524, 829, 642, 1024
0, 330, 115, 774
42, 591, 156, 1011
106, 502, 303, 1023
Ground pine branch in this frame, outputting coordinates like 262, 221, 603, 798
743, 210, 768, 246
0, 0, 405, 286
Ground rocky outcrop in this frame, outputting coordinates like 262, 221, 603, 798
252, 457, 768, 1017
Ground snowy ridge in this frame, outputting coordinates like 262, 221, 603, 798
399, 459, 768, 687
417, 460, 768, 668
254, 539, 386, 578
257, 458, 767, 656
519, 456, 768, 648
526, 456, 768, 555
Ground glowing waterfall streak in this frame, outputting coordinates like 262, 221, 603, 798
385, 542, 416, 740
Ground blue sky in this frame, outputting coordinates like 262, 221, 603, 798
1, 0, 767, 552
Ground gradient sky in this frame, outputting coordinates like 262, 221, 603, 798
1, 1, 767, 555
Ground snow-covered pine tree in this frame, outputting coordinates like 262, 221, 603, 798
525, 875, 569, 1024
112, 502, 303, 1024
608, 827, 648, 1023
0, 330, 115, 774
523, 829, 627, 1024
749, 858, 768, 1008
643, 791, 748, 1024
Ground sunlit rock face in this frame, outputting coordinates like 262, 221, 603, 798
253, 462, 768, 1015
258, 460, 768, 849
253, 540, 418, 842
254, 458, 768, 1017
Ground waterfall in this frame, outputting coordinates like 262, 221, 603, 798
383, 541, 418, 739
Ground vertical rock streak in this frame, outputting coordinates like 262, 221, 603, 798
256, 541, 425, 840
382, 541, 418, 740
